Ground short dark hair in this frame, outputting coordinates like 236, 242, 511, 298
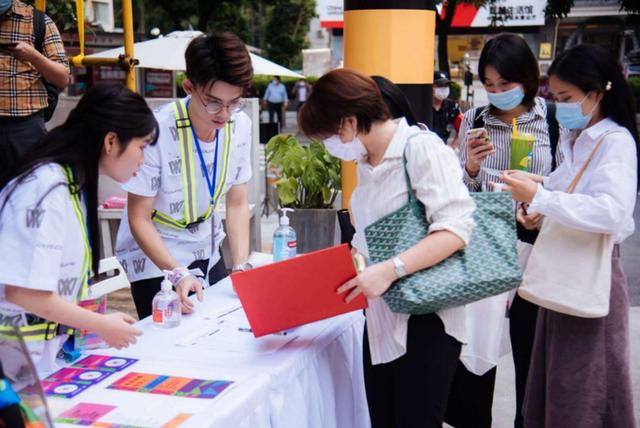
185, 32, 254, 90
371, 75, 418, 126
478, 33, 539, 108
298, 68, 390, 138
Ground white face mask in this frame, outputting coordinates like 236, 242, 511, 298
322, 135, 368, 162
434, 87, 450, 101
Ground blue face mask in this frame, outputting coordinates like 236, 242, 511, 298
555, 93, 596, 130
0, 0, 11, 15
486, 86, 525, 111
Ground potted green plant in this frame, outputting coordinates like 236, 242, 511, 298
266, 133, 341, 253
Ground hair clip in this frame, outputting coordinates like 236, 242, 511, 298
605, 81, 612, 91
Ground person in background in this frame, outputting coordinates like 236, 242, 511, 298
0, 83, 155, 378
262, 75, 288, 125
502, 43, 638, 428
432, 70, 461, 146
116, 32, 255, 320
299, 68, 475, 428
449, 33, 556, 428
292, 77, 311, 112
245, 80, 260, 98
0, 0, 69, 172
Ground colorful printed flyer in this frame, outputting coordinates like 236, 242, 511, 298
75, 297, 108, 351
55, 402, 116, 425
47, 367, 112, 384
72, 355, 138, 372
108, 372, 234, 399
41, 380, 92, 399
54, 402, 193, 427
42, 355, 138, 399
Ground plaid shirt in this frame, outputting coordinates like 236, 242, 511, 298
0, 0, 69, 117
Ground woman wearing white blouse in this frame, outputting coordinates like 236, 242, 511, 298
298, 68, 475, 427
502, 44, 638, 427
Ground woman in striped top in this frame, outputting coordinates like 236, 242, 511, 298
447, 33, 556, 428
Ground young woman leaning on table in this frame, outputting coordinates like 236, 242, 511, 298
500, 44, 638, 428
297, 68, 475, 428
0, 83, 158, 377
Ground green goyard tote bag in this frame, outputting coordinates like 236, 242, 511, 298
364, 154, 521, 314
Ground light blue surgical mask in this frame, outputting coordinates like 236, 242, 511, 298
555, 93, 597, 130
0, 0, 11, 15
486, 85, 525, 111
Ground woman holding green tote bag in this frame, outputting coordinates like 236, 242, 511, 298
298, 68, 476, 428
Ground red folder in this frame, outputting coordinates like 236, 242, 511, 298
231, 244, 368, 337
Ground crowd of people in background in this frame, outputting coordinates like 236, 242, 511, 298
0, 1, 638, 424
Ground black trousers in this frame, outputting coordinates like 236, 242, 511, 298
130, 255, 227, 319
363, 313, 461, 428
267, 101, 284, 124
444, 295, 539, 428
0, 112, 46, 172
444, 364, 497, 428
509, 293, 539, 428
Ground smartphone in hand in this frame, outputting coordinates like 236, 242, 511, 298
466, 127, 489, 146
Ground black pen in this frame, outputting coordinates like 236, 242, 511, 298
238, 327, 288, 336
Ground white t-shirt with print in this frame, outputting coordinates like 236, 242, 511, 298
115, 97, 252, 282
0, 163, 86, 378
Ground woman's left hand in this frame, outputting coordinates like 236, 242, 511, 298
501, 171, 539, 203
337, 260, 397, 304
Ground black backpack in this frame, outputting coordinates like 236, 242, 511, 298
33, 9, 60, 122
472, 101, 560, 170
472, 101, 560, 244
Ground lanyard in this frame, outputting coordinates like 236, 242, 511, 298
187, 99, 219, 205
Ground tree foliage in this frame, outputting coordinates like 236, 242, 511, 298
264, 0, 316, 69
133, 0, 313, 70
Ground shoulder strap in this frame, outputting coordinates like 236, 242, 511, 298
566, 130, 625, 193
33, 9, 46, 54
173, 100, 199, 225
545, 101, 560, 170
472, 107, 485, 129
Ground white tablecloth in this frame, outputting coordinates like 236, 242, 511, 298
51, 277, 370, 428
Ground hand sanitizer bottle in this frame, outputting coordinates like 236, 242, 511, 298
273, 208, 297, 262
152, 271, 181, 328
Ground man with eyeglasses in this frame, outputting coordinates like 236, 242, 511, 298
115, 32, 255, 319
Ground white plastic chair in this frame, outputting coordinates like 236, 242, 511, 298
89, 256, 130, 299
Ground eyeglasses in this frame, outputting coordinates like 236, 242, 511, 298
196, 91, 245, 115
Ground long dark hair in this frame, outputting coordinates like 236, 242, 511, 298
371, 75, 418, 126
548, 44, 640, 185
0, 83, 158, 272
478, 33, 540, 110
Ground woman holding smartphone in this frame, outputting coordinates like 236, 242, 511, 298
501, 43, 637, 428
448, 33, 557, 428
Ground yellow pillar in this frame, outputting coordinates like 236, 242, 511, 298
35, 0, 45, 11
122, 0, 136, 92
342, 1, 436, 209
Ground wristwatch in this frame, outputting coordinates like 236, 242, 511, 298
392, 257, 408, 278
231, 262, 253, 272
